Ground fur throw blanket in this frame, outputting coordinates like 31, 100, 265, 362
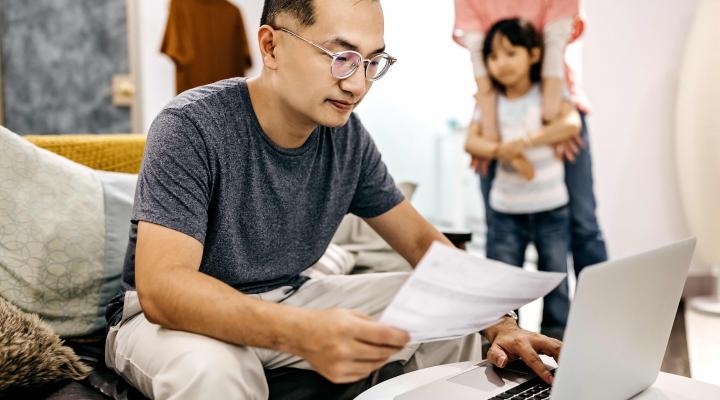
0, 297, 91, 391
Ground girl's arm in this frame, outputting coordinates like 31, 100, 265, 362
464, 119, 499, 159
496, 101, 581, 160
466, 119, 536, 181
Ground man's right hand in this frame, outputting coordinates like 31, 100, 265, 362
293, 309, 410, 384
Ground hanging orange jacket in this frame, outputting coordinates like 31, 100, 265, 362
162, 0, 253, 94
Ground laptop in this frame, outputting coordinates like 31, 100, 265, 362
396, 238, 696, 400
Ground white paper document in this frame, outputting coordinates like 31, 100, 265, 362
379, 242, 566, 343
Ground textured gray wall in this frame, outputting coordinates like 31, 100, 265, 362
1, 0, 130, 134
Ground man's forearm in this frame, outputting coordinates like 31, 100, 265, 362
138, 266, 307, 354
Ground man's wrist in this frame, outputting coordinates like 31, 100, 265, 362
274, 306, 313, 355
482, 313, 519, 342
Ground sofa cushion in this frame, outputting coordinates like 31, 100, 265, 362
0, 126, 133, 337
0, 296, 90, 391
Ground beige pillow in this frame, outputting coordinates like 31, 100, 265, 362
0, 126, 133, 337
0, 296, 90, 391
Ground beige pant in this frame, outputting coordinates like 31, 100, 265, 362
105, 272, 483, 399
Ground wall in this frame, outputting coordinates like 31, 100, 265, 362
134, 0, 710, 273
136, 0, 263, 134
583, 0, 707, 272
2, 0, 130, 134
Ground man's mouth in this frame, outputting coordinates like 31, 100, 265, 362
327, 99, 355, 112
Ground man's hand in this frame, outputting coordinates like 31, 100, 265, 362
483, 317, 562, 385
293, 308, 410, 384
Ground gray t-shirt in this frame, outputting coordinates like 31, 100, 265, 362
106, 78, 403, 327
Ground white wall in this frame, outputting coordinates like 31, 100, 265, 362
135, 0, 476, 215
583, 0, 707, 272
136, 0, 264, 133
133, 0, 710, 273
353, 1, 476, 219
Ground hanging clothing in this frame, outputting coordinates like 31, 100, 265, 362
161, 0, 253, 94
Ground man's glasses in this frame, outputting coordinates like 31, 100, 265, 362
274, 27, 397, 82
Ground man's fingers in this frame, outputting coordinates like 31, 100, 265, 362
353, 319, 409, 348
487, 342, 510, 368
351, 340, 400, 362
530, 335, 562, 362
516, 341, 554, 385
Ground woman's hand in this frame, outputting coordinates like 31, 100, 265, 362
553, 136, 585, 163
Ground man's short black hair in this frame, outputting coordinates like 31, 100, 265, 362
260, 0, 316, 27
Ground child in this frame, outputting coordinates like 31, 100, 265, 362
464, 18, 582, 339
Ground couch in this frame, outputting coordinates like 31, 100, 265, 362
0, 131, 470, 399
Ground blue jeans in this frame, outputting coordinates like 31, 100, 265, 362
480, 112, 608, 277
486, 206, 571, 338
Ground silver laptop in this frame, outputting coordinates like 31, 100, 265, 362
397, 238, 696, 400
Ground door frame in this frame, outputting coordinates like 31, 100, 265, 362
126, 0, 143, 134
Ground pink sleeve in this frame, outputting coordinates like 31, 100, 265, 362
453, 0, 487, 46
544, 0, 579, 25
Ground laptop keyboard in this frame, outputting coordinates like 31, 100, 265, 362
489, 375, 552, 399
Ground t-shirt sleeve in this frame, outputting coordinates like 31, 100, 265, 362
348, 124, 404, 219
543, 0, 580, 26
452, 0, 488, 46
133, 109, 213, 244
161, 0, 194, 66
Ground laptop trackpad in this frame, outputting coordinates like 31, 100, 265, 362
448, 360, 535, 391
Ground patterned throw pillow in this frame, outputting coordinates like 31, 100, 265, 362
0, 297, 90, 391
0, 126, 135, 336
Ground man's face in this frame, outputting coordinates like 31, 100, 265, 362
274, 0, 385, 128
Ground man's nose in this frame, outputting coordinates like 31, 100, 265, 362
338, 65, 369, 98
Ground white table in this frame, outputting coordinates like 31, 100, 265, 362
356, 360, 720, 399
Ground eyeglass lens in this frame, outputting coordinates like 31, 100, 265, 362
331, 52, 391, 81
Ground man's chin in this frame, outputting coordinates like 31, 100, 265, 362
317, 109, 353, 128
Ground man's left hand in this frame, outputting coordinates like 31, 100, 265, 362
482, 316, 562, 385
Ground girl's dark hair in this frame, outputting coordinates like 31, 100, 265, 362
482, 18, 543, 93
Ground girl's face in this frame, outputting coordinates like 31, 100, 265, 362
486, 34, 540, 89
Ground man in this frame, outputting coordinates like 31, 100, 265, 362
104, 1, 562, 398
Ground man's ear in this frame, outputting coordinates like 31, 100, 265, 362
530, 47, 542, 65
258, 25, 279, 70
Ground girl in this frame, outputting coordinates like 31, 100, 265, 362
464, 18, 581, 339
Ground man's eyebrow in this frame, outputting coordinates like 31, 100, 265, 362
323, 36, 386, 55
